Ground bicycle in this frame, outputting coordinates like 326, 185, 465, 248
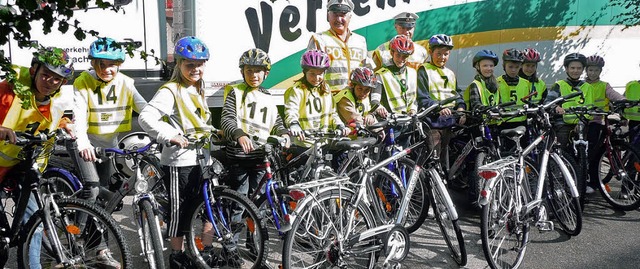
477, 92, 583, 269
183, 133, 266, 268
588, 100, 640, 210
282, 97, 467, 268
46, 132, 168, 268
1, 132, 132, 268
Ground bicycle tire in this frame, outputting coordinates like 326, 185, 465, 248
370, 167, 406, 225
18, 197, 132, 268
480, 168, 529, 269
139, 199, 166, 269
282, 187, 377, 269
575, 144, 589, 209
593, 141, 640, 210
42, 170, 79, 197
427, 169, 467, 266
547, 153, 583, 236
185, 186, 265, 268
393, 157, 429, 233
254, 186, 295, 269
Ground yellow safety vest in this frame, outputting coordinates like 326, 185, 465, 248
588, 81, 609, 111
74, 72, 135, 134
284, 81, 336, 130
498, 76, 529, 123
231, 85, 278, 145
524, 79, 547, 104
333, 88, 371, 121
624, 81, 640, 121
161, 82, 213, 137
376, 67, 418, 114
373, 42, 428, 70
309, 30, 368, 93
464, 80, 500, 108
0, 69, 70, 169
557, 80, 595, 124
422, 63, 457, 108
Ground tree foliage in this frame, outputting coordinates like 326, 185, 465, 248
0, 0, 160, 108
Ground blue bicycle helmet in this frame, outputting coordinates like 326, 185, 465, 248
31, 47, 74, 79
88, 37, 126, 62
472, 50, 499, 66
175, 36, 210, 60
428, 34, 454, 51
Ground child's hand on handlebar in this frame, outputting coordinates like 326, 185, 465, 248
79, 146, 98, 162
238, 135, 254, 154
169, 134, 190, 149
0, 126, 17, 144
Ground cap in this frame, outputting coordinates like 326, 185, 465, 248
394, 12, 418, 28
327, 0, 354, 13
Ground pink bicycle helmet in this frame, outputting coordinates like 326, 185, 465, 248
300, 49, 330, 70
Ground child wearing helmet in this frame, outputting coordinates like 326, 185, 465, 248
464, 49, 500, 111
372, 35, 418, 118
334, 67, 378, 126
285, 49, 347, 147
519, 48, 547, 104
372, 12, 428, 71
543, 52, 595, 147
0, 46, 74, 267
624, 80, 640, 132
71, 38, 146, 247
138, 36, 214, 267
497, 48, 529, 125
417, 34, 466, 163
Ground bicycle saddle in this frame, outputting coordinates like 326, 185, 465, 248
500, 126, 527, 139
330, 137, 377, 150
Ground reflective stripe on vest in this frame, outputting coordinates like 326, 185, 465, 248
286, 81, 334, 130
74, 72, 134, 134
163, 82, 212, 136
377, 67, 417, 114
624, 81, 640, 121
423, 63, 457, 107
498, 76, 529, 122
311, 31, 368, 93
234, 87, 278, 144
589, 81, 609, 111
558, 80, 594, 124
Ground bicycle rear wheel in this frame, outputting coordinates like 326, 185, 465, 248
547, 153, 583, 236
480, 168, 529, 269
185, 186, 265, 269
594, 141, 640, 210
18, 197, 132, 268
427, 169, 467, 266
282, 187, 377, 269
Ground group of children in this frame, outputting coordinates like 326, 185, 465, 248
3, 29, 640, 268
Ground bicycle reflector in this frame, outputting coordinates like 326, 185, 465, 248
478, 169, 500, 206
289, 189, 306, 201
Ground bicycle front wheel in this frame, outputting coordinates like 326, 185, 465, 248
547, 153, 583, 236
480, 168, 529, 269
185, 186, 265, 269
393, 157, 429, 233
594, 141, 640, 211
427, 169, 467, 266
139, 199, 165, 269
282, 187, 377, 269
18, 197, 132, 268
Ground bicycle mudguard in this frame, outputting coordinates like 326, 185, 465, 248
43, 167, 82, 192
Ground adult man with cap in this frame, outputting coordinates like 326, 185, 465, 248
372, 12, 428, 71
308, 0, 372, 94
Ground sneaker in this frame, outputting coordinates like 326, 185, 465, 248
586, 186, 595, 194
96, 249, 121, 269
169, 251, 191, 269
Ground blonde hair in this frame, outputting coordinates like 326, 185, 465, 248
170, 58, 205, 95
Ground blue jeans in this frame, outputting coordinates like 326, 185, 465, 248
22, 193, 42, 269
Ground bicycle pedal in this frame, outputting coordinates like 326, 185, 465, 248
535, 220, 554, 232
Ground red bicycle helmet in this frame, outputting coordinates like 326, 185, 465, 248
350, 67, 377, 88
522, 48, 541, 63
586, 55, 605, 67
389, 35, 415, 55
